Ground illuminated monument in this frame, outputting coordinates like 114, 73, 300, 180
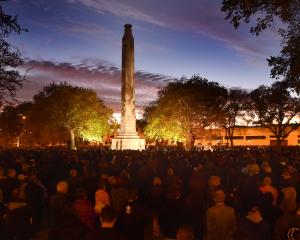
111, 24, 145, 150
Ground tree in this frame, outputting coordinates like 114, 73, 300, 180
0, 0, 26, 104
143, 76, 227, 148
250, 81, 300, 145
31, 83, 112, 149
222, 0, 300, 91
217, 88, 249, 146
0, 102, 32, 146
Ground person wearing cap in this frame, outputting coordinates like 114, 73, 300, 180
205, 189, 236, 240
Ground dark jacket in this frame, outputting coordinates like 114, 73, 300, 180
274, 211, 300, 240
49, 192, 70, 227
49, 192, 87, 240
158, 198, 187, 239
73, 199, 96, 230
115, 201, 148, 240
235, 218, 270, 240
206, 203, 237, 240
84, 227, 127, 240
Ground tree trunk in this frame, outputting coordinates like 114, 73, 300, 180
185, 128, 192, 150
70, 129, 76, 150
229, 127, 234, 146
224, 128, 229, 146
185, 137, 192, 150
276, 137, 282, 146
230, 137, 234, 146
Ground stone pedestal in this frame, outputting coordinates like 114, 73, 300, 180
111, 134, 145, 150
111, 24, 145, 151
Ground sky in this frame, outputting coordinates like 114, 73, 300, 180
6, 0, 282, 112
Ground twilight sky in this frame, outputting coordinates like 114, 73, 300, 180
6, 0, 282, 112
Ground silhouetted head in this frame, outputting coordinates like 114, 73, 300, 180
213, 190, 225, 203
69, 168, 77, 177
7, 168, 16, 178
76, 188, 87, 200
100, 205, 117, 228
177, 225, 195, 240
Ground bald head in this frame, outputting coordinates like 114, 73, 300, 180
56, 181, 68, 194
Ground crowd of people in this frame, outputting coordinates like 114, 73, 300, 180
1, 146, 300, 240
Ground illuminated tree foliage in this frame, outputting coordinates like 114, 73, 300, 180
144, 76, 227, 148
0, 0, 27, 104
250, 81, 300, 145
222, 0, 300, 92
31, 83, 112, 149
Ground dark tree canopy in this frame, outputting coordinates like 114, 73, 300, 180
250, 81, 300, 145
0, 0, 26, 104
222, 0, 300, 92
217, 88, 250, 146
0, 102, 32, 146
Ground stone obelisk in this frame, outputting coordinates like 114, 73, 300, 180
111, 24, 145, 150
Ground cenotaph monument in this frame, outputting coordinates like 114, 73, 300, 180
111, 24, 145, 150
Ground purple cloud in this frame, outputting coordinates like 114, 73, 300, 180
17, 59, 175, 112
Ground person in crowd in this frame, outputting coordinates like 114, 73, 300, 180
49, 181, 71, 239
158, 184, 186, 239
110, 177, 129, 214
115, 188, 148, 240
164, 167, 177, 187
3, 146, 300, 240
49, 181, 69, 223
73, 188, 96, 230
274, 187, 300, 240
84, 205, 127, 240
259, 191, 282, 231
68, 168, 82, 202
205, 189, 236, 240
176, 225, 195, 240
235, 206, 270, 240
95, 181, 111, 215
25, 172, 47, 229
148, 177, 164, 212
207, 175, 221, 206
4, 187, 33, 240
50, 181, 88, 240
246, 158, 260, 176
259, 176, 278, 205
2, 168, 19, 203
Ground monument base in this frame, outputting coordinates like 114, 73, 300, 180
111, 135, 145, 150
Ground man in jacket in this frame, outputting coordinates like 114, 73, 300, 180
205, 189, 237, 240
